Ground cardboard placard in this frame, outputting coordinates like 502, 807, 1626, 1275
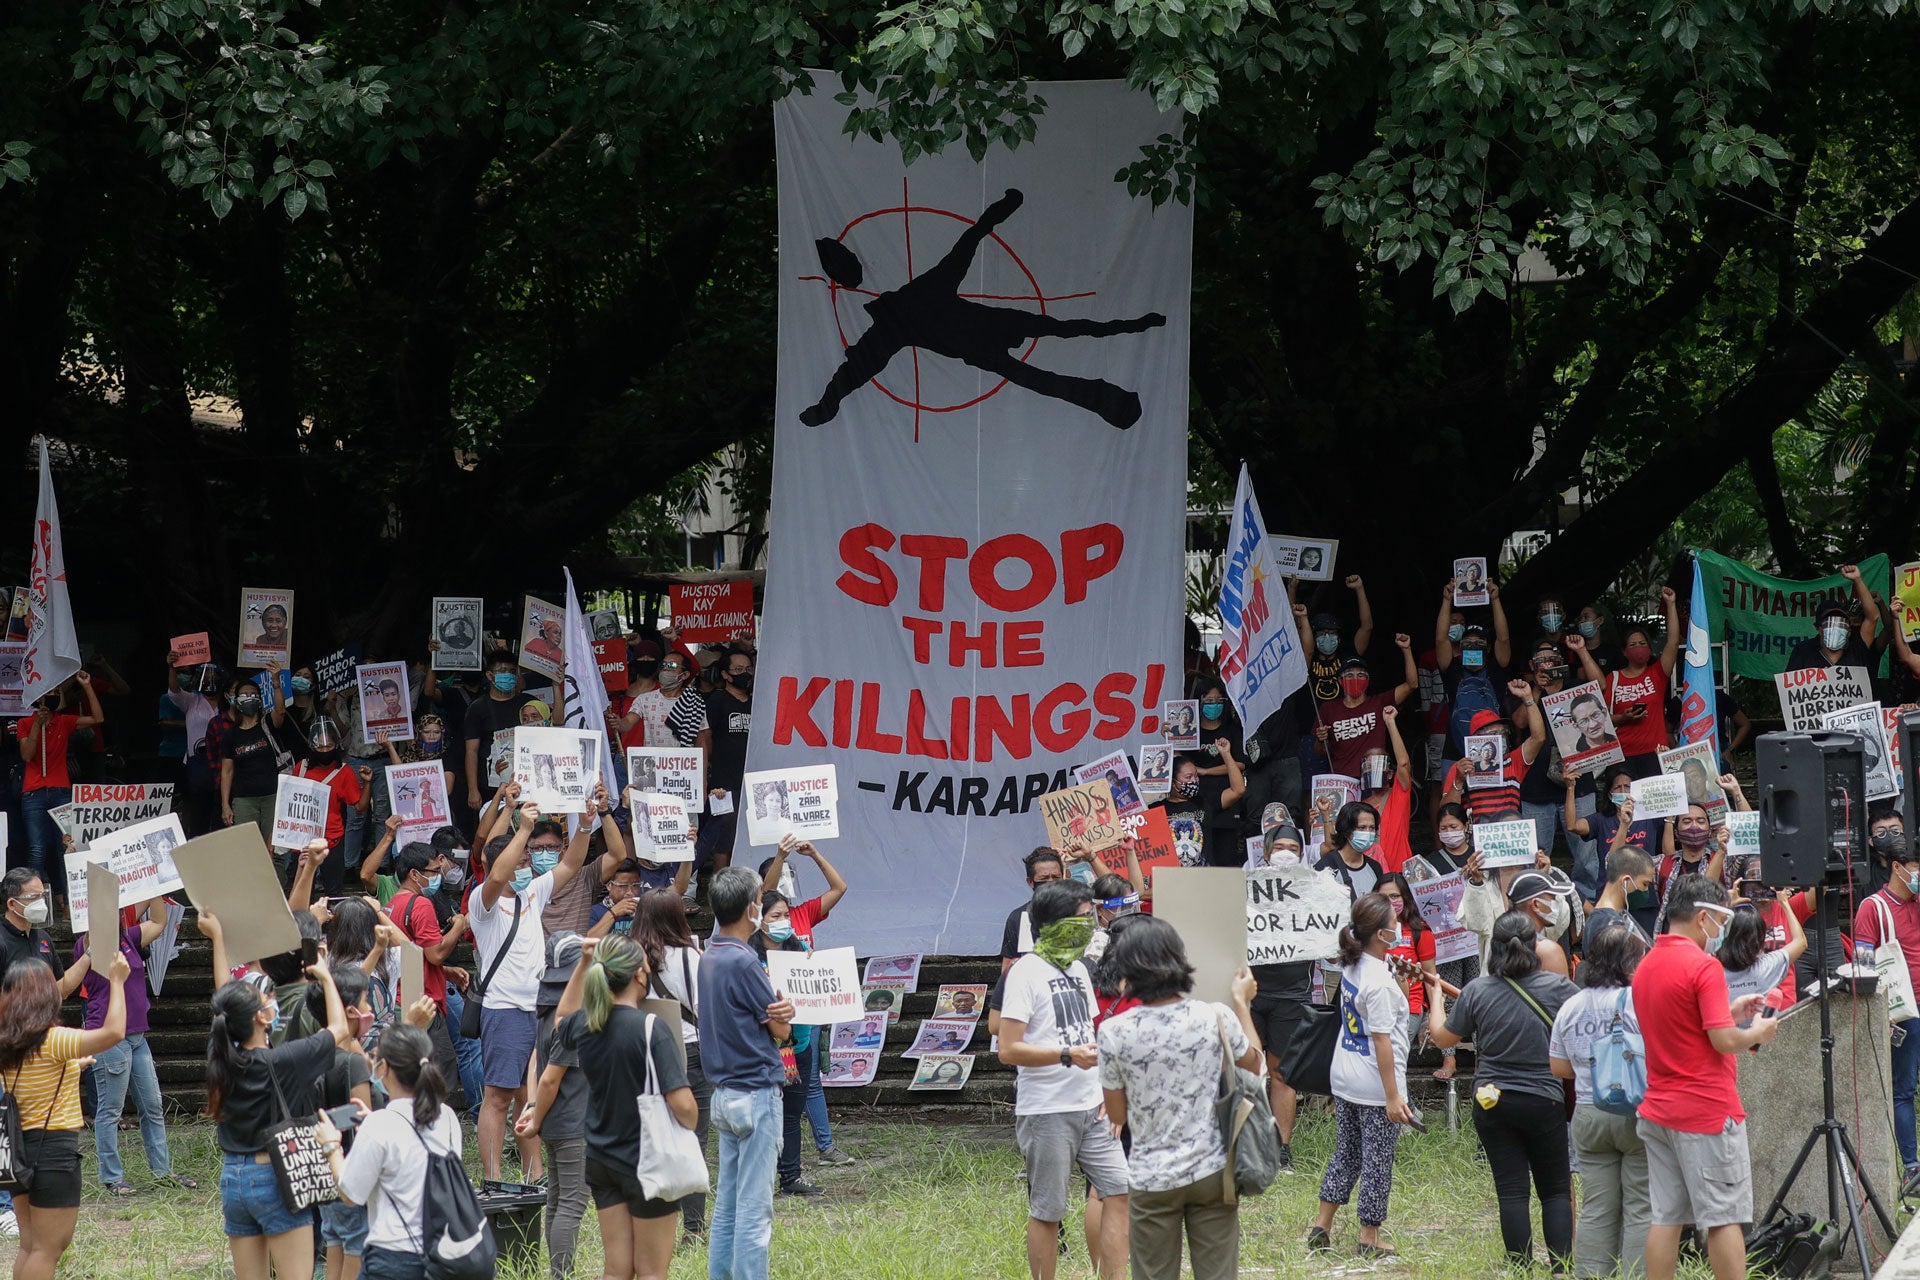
170, 633, 211, 667
86, 863, 120, 966
1150, 867, 1249, 1003
518, 595, 565, 679
627, 791, 695, 861
1473, 818, 1538, 869
1162, 700, 1200, 748
312, 646, 360, 697
671, 580, 755, 643
626, 747, 705, 813
1037, 779, 1123, 852
399, 937, 425, 1011
356, 660, 415, 745
271, 774, 330, 851
1244, 865, 1348, 965
1774, 664, 1873, 733
170, 825, 300, 967
1268, 534, 1337, 582
1629, 774, 1689, 820
430, 597, 484, 672
766, 945, 860, 1025
591, 639, 627, 693
1453, 557, 1491, 606
1541, 680, 1625, 777
741, 764, 840, 844
236, 587, 294, 669
1072, 749, 1145, 819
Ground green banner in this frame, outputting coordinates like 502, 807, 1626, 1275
1695, 549, 1890, 680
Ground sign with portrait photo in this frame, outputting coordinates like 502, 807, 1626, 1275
236, 588, 294, 669
909, 1053, 975, 1091
1541, 680, 1625, 777
626, 747, 705, 813
1162, 700, 1200, 749
1136, 743, 1173, 800
1268, 534, 1338, 583
355, 660, 415, 746
512, 725, 596, 813
386, 762, 452, 849
518, 595, 565, 679
1824, 702, 1897, 801
430, 597, 484, 672
1073, 749, 1145, 819
1462, 734, 1506, 789
741, 763, 841, 845
628, 791, 695, 862
1452, 558, 1490, 607
1658, 740, 1729, 824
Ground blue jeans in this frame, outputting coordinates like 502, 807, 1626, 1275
1521, 794, 1599, 902
21, 787, 71, 885
221, 1154, 311, 1238
91, 1034, 171, 1184
1894, 1021, 1920, 1169
709, 1085, 782, 1280
803, 1039, 833, 1153
341, 759, 390, 869
443, 989, 484, 1119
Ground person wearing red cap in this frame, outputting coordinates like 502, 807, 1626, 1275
1440, 681, 1544, 825
1784, 564, 1879, 671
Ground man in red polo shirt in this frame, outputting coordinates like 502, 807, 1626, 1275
1632, 874, 1778, 1280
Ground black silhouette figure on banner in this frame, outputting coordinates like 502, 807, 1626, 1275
800, 189, 1166, 430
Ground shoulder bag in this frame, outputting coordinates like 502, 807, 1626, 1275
0, 1061, 66, 1192
1869, 895, 1918, 1023
1214, 1010, 1280, 1203
1503, 976, 1575, 1120
633, 1011, 709, 1201
460, 893, 521, 1040
262, 1055, 338, 1211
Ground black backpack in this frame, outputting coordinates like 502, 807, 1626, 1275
386, 1120, 496, 1279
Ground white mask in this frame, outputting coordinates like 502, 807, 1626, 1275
14, 898, 47, 926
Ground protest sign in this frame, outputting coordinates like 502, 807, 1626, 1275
1136, 744, 1173, 799
68, 783, 175, 850
513, 726, 597, 813
147, 901, 186, 997
767, 946, 861, 1025
48, 803, 75, 843
671, 581, 756, 643
933, 984, 987, 1018
1899, 562, 1920, 643
86, 863, 120, 973
1404, 856, 1478, 964
1308, 775, 1360, 833
909, 1054, 974, 1091
429, 597, 484, 672
236, 588, 294, 669
1541, 680, 1624, 776
64, 850, 119, 946
4, 588, 24, 641
312, 646, 360, 697
518, 595, 565, 679
1152, 867, 1248, 1003
67, 813, 187, 932
626, 747, 705, 812
487, 728, 513, 788
1125, 806, 1184, 874
1162, 701, 1199, 748
1453, 557, 1490, 606
270, 774, 329, 850
1824, 703, 1897, 800
860, 978, 910, 1025
1268, 535, 1337, 582
832, 1013, 889, 1052
355, 660, 415, 745
1463, 735, 1506, 789
741, 763, 840, 844
1473, 818, 1538, 870
1244, 865, 1349, 965
862, 954, 923, 989
1629, 774, 1689, 820
628, 792, 695, 861
171, 825, 300, 966
1726, 811, 1761, 864
170, 633, 210, 667
588, 608, 623, 641
1073, 749, 1145, 819
590, 639, 626, 693
1245, 835, 1265, 869
1774, 664, 1874, 733
386, 762, 452, 848
903, 1018, 977, 1059
0, 643, 23, 717
1036, 779, 1123, 853
1887, 705, 1907, 795
824, 1049, 880, 1087
1659, 740, 1729, 824
1696, 550, 1889, 679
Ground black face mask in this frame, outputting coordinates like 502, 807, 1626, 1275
1872, 829, 1905, 856
633, 660, 660, 678
728, 671, 754, 691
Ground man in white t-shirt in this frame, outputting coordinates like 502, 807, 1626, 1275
997, 879, 1129, 1280
468, 799, 591, 1181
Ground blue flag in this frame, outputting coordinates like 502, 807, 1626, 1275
1679, 553, 1720, 757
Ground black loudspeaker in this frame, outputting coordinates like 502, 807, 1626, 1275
1756, 731, 1868, 888
1899, 710, 1920, 850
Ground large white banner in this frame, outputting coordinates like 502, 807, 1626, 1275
750, 79, 1191, 954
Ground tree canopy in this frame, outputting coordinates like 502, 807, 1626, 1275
3, 0, 1919, 650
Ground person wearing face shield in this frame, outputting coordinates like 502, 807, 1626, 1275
1785, 564, 1880, 672
1348, 705, 1417, 875
218, 675, 288, 846
1854, 822, 1920, 1177
282, 716, 372, 896
1433, 575, 1512, 778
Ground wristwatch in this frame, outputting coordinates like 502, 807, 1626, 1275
1059, 1047, 1073, 1067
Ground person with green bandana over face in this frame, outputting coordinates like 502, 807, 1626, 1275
999, 880, 1130, 1280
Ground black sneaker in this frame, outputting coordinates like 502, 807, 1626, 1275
777, 1179, 825, 1198
1306, 1226, 1332, 1253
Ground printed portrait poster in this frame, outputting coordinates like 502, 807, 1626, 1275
1774, 663, 1873, 733
626, 747, 706, 813
903, 1017, 977, 1058
628, 792, 695, 862
1886, 705, 1907, 796
1162, 700, 1200, 748
1268, 535, 1338, 583
909, 1053, 975, 1091
741, 763, 841, 845
386, 762, 452, 848
430, 597, 484, 672
1453, 558, 1490, 607
767, 946, 861, 1025
236, 588, 294, 669
861, 977, 910, 1025
824, 1049, 880, 1087
745, 80, 1191, 955
863, 954, 923, 988
355, 660, 415, 745
1135, 743, 1174, 799
1658, 740, 1729, 824
1473, 818, 1538, 870
587, 608, 623, 641
1824, 703, 1898, 801
1463, 734, 1506, 789
513, 725, 594, 813
933, 984, 988, 1018
65, 813, 187, 933
270, 774, 330, 850
833, 1013, 890, 1052
0, 642, 24, 717
519, 595, 565, 679
1308, 774, 1360, 833
487, 728, 514, 788
1403, 856, 1477, 964
1629, 774, 1689, 820
672, 581, 756, 643
1037, 779, 1124, 853
1541, 680, 1624, 776
1072, 749, 1145, 819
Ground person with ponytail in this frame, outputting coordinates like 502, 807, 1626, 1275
2, 949, 131, 1280
631, 888, 711, 1237
313, 1024, 464, 1280
1306, 893, 1413, 1259
209, 961, 352, 1280
518, 934, 696, 1280
1425, 910, 1579, 1270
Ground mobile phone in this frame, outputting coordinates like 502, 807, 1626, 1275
325, 1103, 363, 1132
1749, 1003, 1776, 1053
300, 938, 319, 968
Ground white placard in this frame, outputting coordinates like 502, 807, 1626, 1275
1162, 701, 1199, 749
1472, 818, 1538, 869
625, 747, 706, 814
66, 813, 186, 932
430, 597, 484, 672
1726, 811, 1761, 864
628, 791, 695, 862
1244, 866, 1349, 965
1404, 856, 1478, 964
1268, 534, 1338, 583
1823, 703, 1897, 801
1541, 680, 1625, 777
741, 764, 840, 844
1453, 557, 1490, 606
271, 774, 329, 851
1629, 774, 1689, 820
513, 725, 598, 813
386, 762, 452, 848
355, 660, 415, 745
1774, 664, 1873, 733
766, 945, 861, 1025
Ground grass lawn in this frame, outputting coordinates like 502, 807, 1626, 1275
37, 1109, 1747, 1278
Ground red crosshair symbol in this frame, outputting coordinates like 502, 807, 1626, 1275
798, 177, 1098, 441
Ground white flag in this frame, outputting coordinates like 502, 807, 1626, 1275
558, 568, 613, 810
21, 437, 80, 703
1217, 465, 1308, 734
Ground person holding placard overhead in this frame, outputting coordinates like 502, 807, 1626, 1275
1566, 590, 1678, 779
1441, 681, 1546, 824
1652, 800, 1732, 928
1785, 566, 1879, 671
14, 670, 102, 890
750, 888, 827, 1198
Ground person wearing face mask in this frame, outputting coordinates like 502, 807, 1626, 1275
1416, 619, 1459, 832
609, 637, 679, 751
1654, 803, 1728, 926
15, 672, 100, 890
1529, 594, 1571, 656
166, 649, 230, 835
1293, 575, 1377, 710
541, 782, 634, 936
1511, 647, 1601, 901
366, 840, 469, 1099
1567, 590, 1679, 779
220, 676, 287, 845
461, 652, 533, 813
301, 963, 386, 1279
1355, 706, 1417, 874
1314, 637, 1418, 783
1442, 683, 1548, 824
1572, 603, 1625, 673
1583, 846, 1656, 943
1380, 875, 1438, 1053
671, 645, 756, 886
1424, 804, 1479, 1081
750, 891, 832, 1197
286, 718, 371, 897
1315, 802, 1386, 900
1854, 830, 1920, 1177
0, 869, 88, 998
1632, 876, 1777, 1280
756, 836, 855, 1172
1433, 576, 1512, 770
1157, 753, 1245, 869
1249, 825, 1312, 1165
1786, 565, 1881, 672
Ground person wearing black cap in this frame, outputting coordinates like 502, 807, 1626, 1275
531, 931, 593, 1274
1785, 564, 1879, 671
1250, 825, 1311, 1170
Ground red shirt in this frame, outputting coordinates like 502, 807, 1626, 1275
608, 692, 647, 751
387, 888, 448, 1011
1608, 665, 1670, 757
1323, 693, 1395, 778
1376, 779, 1414, 874
789, 896, 827, 947
1853, 888, 1920, 984
1095, 992, 1142, 1028
1633, 934, 1739, 1132
1756, 900, 1799, 1007
1446, 749, 1528, 823
290, 761, 366, 847
1388, 928, 1436, 1013
17, 713, 78, 791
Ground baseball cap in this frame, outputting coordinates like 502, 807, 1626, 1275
1339, 657, 1369, 676
1469, 710, 1504, 735
1310, 613, 1341, 634
539, 931, 586, 1009
630, 638, 663, 661
1816, 600, 1850, 622
1507, 871, 1574, 906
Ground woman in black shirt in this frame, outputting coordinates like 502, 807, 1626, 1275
221, 678, 288, 846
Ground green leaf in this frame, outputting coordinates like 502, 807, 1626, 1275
284, 186, 308, 219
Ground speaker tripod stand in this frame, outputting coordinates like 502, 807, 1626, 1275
1755, 896, 1898, 1277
